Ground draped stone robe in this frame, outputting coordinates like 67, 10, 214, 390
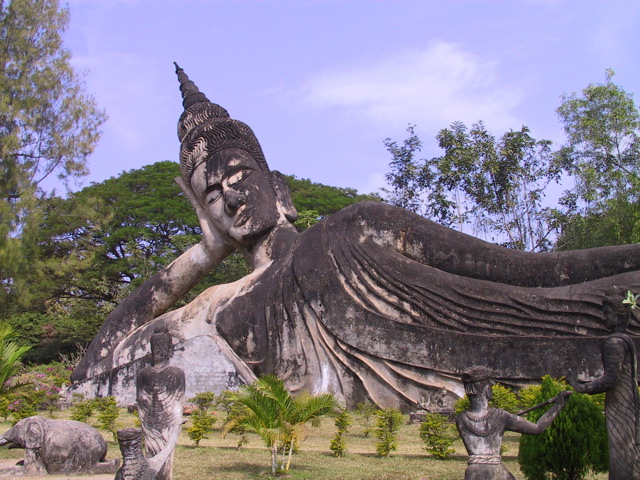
74, 202, 640, 408
136, 364, 185, 480
583, 333, 640, 479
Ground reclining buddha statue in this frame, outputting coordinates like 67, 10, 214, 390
71, 64, 640, 410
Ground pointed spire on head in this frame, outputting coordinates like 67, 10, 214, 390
174, 63, 271, 185
174, 62, 211, 109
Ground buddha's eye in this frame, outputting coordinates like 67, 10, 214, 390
205, 184, 222, 205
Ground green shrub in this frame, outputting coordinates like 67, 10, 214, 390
419, 412, 456, 459
518, 376, 608, 480
224, 402, 250, 450
187, 408, 217, 447
213, 390, 237, 419
7, 395, 37, 423
329, 410, 352, 457
373, 408, 403, 457
0, 397, 10, 421
190, 391, 216, 411
70, 397, 95, 422
187, 392, 218, 447
95, 396, 119, 440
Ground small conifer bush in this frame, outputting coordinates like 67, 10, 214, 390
329, 410, 352, 457
373, 408, 403, 457
419, 412, 457, 459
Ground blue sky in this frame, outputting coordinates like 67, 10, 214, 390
64, 0, 640, 195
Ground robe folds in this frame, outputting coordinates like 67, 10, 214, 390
212, 203, 640, 408
74, 202, 640, 409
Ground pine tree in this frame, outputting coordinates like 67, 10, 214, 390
0, 0, 106, 311
518, 376, 608, 480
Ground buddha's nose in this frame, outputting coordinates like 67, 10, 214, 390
224, 189, 247, 215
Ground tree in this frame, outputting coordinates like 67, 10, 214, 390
555, 70, 640, 249
518, 376, 608, 480
383, 123, 560, 251
0, 0, 106, 311
285, 174, 381, 231
1, 162, 214, 362
222, 375, 338, 474
382, 125, 426, 213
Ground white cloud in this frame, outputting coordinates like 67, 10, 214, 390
299, 42, 525, 133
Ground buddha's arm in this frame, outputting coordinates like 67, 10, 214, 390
71, 179, 233, 382
354, 202, 640, 287
576, 337, 626, 394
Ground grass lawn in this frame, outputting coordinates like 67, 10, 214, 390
0, 409, 609, 480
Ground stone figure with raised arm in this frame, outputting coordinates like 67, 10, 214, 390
456, 366, 571, 480
136, 327, 185, 480
571, 287, 640, 479
71, 63, 640, 409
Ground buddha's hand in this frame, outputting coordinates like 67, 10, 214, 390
175, 176, 227, 254
553, 390, 573, 406
566, 369, 587, 394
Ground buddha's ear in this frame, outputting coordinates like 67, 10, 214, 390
270, 171, 298, 222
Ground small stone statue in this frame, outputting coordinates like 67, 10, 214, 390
571, 287, 640, 479
456, 366, 571, 480
135, 327, 185, 480
115, 428, 178, 480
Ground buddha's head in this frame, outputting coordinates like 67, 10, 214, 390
602, 286, 630, 333
150, 326, 172, 365
175, 64, 297, 247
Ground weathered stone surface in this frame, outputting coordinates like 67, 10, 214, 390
456, 367, 571, 480
572, 288, 640, 479
115, 427, 177, 480
136, 327, 184, 480
0, 416, 117, 476
71, 64, 640, 411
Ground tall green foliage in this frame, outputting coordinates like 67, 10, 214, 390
0, 323, 30, 398
518, 376, 608, 480
384, 123, 559, 251
382, 125, 425, 213
0, 0, 106, 311
419, 412, 456, 459
187, 393, 217, 447
555, 70, 640, 250
329, 409, 352, 457
373, 408, 403, 457
222, 375, 338, 474
285, 174, 381, 231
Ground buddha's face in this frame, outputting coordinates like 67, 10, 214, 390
191, 148, 280, 246
602, 303, 617, 331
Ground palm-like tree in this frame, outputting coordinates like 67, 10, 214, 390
223, 375, 338, 474
0, 323, 31, 398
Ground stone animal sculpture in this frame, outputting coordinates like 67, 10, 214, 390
572, 287, 640, 479
115, 428, 179, 480
71, 63, 640, 409
0, 416, 117, 476
456, 367, 571, 480
136, 327, 185, 480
